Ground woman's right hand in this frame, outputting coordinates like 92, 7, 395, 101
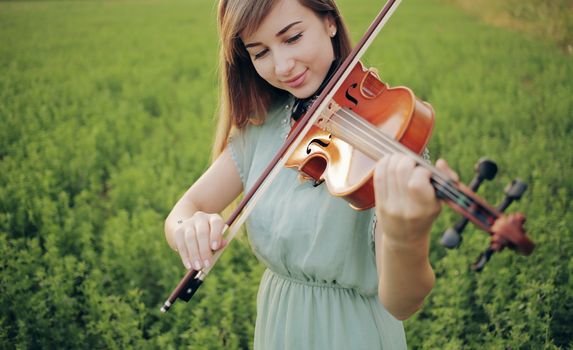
173, 212, 228, 270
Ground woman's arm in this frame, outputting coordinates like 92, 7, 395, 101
373, 154, 456, 320
374, 224, 435, 320
165, 148, 243, 270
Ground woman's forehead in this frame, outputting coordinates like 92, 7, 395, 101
241, 0, 316, 42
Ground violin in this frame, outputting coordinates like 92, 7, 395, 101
285, 61, 434, 210
160, 0, 534, 313
285, 59, 534, 259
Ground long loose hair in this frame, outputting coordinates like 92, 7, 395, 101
212, 0, 353, 159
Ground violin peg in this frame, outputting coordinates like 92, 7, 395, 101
475, 158, 498, 182
504, 179, 528, 200
441, 158, 497, 249
441, 227, 462, 249
497, 179, 528, 212
468, 158, 497, 191
471, 248, 495, 272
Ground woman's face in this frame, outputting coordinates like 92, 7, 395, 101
241, 0, 337, 99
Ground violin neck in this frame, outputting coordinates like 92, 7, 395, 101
430, 177, 499, 233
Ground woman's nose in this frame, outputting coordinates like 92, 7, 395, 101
274, 54, 295, 77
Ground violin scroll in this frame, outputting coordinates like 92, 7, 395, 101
472, 212, 534, 271
441, 159, 534, 271
489, 212, 534, 255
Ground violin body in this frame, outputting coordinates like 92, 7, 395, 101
285, 61, 435, 210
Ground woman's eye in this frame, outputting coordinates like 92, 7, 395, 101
254, 49, 268, 59
286, 33, 302, 44
251, 33, 302, 60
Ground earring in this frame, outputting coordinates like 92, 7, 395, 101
330, 31, 336, 37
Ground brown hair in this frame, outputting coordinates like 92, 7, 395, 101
212, 0, 353, 158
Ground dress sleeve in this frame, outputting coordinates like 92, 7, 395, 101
227, 126, 257, 188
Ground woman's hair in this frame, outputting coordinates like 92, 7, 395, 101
212, 0, 353, 158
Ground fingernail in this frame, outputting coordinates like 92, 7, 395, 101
211, 241, 218, 250
194, 260, 201, 270
203, 259, 211, 269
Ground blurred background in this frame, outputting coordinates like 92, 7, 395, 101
1, 0, 572, 348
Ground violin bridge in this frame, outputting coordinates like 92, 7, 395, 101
316, 100, 341, 130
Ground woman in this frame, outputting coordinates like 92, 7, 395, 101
165, 0, 456, 348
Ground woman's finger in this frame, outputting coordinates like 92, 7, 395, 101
209, 215, 226, 251
385, 154, 402, 201
174, 229, 192, 270
184, 225, 202, 271
194, 216, 212, 268
408, 165, 435, 203
395, 155, 416, 195
436, 158, 459, 182
373, 156, 390, 204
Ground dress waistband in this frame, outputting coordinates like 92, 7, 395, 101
264, 269, 377, 296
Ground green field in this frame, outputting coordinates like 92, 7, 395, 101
1, 0, 572, 348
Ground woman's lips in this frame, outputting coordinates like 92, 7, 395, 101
283, 69, 308, 88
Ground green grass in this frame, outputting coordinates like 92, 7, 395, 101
1, 0, 572, 348
442, 0, 573, 53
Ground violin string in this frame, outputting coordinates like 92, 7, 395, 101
325, 108, 498, 223
330, 110, 495, 220
325, 119, 466, 208
324, 109, 475, 209
327, 110, 476, 209
335, 108, 447, 179
325, 113, 471, 209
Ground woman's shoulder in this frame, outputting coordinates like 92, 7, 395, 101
230, 94, 294, 141
254, 92, 293, 127
227, 93, 294, 180
232, 93, 293, 137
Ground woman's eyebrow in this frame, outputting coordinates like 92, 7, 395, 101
244, 21, 302, 49
276, 20, 302, 36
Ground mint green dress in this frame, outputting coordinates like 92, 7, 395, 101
228, 94, 407, 350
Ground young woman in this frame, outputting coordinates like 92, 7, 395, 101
165, 0, 456, 348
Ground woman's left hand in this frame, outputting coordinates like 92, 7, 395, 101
373, 154, 458, 246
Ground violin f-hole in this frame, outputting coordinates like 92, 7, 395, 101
345, 83, 359, 107
306, 138, 331, 154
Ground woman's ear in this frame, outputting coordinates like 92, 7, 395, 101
323, 14, 337, 37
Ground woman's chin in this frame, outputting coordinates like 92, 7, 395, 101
290, 91, 312, 99
287, 85, 320, 99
